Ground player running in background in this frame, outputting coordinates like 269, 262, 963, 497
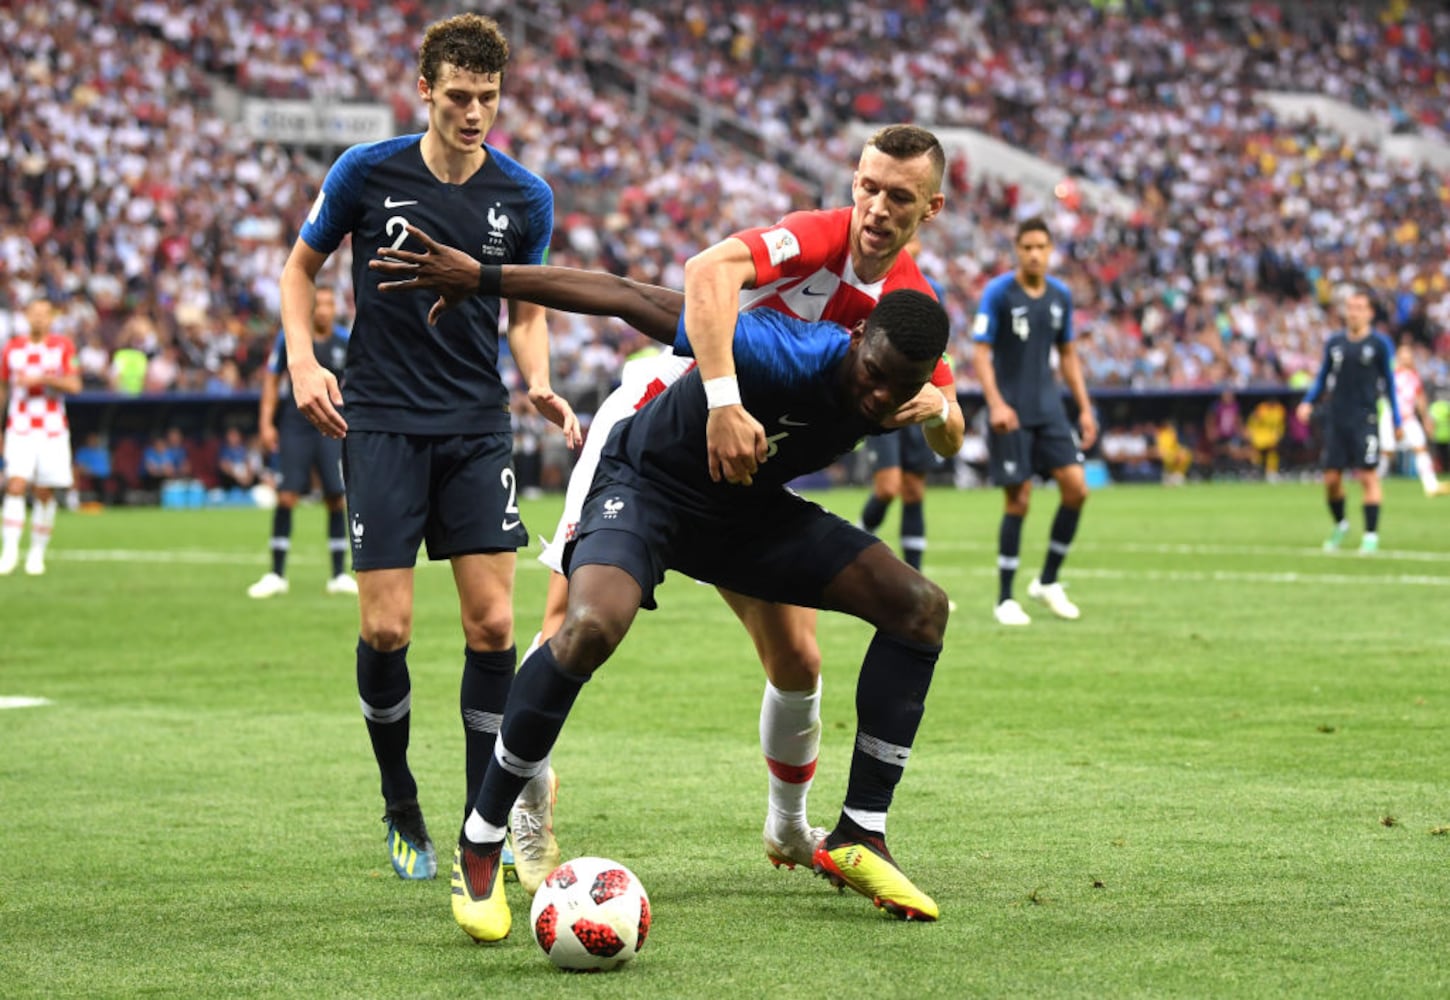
437, 275, 953, 938
0, 298, 82, 576
372, 125, 963, 894
972, 218, 1097, 626
1296, 285, 1400, 553
1379, 344, 1445, 497
280, 13, 580, 883
247, 286, 355, 599
858, 236, 951, 571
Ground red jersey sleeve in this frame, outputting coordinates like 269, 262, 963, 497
55, 336, 78, 375
930, 355, 953, 389
733, 208, 850, 286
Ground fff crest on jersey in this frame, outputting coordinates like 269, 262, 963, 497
480, 202, 513, 258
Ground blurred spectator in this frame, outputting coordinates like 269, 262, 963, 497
1204, 389, 1251, 477
1153, 421, 1194, 486
73, 431, 121, 505
1246, 397, 1288, 481
216, 426, 262, 491
141, 428, 190, 490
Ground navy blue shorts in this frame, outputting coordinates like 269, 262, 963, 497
988, 419, 1084, 486
1322, 416, 1380, 471
868, 425, 939, 475
342, 430, 526, 571
276, 420, 344, 497
563, 480, 879, 611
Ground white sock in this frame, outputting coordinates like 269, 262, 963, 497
1415, 451, 1439, 492
28, 498, 56, 556
842, 806, 887, 837
760, 681, 821, 832
463, 808, 507, 846
1, 494, 24, 555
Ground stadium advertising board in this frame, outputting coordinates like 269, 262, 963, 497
242, 99, 394, 146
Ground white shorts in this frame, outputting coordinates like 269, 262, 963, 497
3, 432, 73, 488
539, 350, 696, 573
1399, 416, 1428, 451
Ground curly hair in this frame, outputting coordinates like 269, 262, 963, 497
417, 14, 510, 86
867, 289, 949, 362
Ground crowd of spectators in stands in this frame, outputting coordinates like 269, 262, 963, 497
6, 1, 1450, 496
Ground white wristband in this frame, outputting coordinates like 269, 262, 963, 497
703, 375, 742, 410
924, 392, 949, 428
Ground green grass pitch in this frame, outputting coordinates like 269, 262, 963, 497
2, 480, 1448, 997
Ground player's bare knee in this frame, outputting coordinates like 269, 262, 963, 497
552, 609, 627, 675
888, 575, 948, 647
361, 618, 411, 652
461, 613, 512, 652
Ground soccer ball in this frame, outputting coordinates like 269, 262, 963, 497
529, 856, 650, 972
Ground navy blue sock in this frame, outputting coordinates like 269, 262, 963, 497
841, 632, 939, 821
460, 646, 515, 817
472, 642, 587, 830
900, 502, 925, 570
860, 494, 889, 533
357, 638, 415, 805
1040, 505, 1082, 585
1329, 497, 1346, 524
998, 514, 1024, 604
328, 508, 347, 576
270, 506, 293, 577
1364, 503, 1380, 533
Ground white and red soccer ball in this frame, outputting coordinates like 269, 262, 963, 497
529, 856, 650, 972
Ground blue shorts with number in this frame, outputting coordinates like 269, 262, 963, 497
277, 419, 344, 497
1322, 415, 1379, 471
988, 418, 1083, 486
563, 479, 878, 611
868, 425, 939, 475
342, 430, 526, 571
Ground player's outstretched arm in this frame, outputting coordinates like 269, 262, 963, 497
371, 224, 683, 339
884, 383, 965, 457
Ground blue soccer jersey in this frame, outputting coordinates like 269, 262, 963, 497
1302, 330, 1399, 429
598, 309, 880, 517
299, 134, 553, 435
267, 325, 350, 430
971, 272, 1074, 426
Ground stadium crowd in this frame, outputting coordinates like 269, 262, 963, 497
5, 1, 1450, 495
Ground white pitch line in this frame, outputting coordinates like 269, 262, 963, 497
0, 696, 53, 710
926, 539, 1450, 563
928, 564, 1450, 587
47, 549, 551, 571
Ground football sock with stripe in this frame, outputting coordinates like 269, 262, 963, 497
269, 506, 292, 577
840, 632, 939, 834
860, 494, 889, 533
328, 508, 347, 576
1040, 504, 1081, 585
901, 501, 925, 570
357, 638, 416, 805
998, 513, 1024, 603
469, 642, 586, 833
460, 645, 515, 816
760, 681, 821, 832
28, 497, 56, 557
3, 493, 26, 556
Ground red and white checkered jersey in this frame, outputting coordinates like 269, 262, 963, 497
1395, 364, 1422, 420
2, 334, 77, 438
733, 207, 953, 388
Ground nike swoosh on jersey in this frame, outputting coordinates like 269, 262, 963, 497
502, 518, 521, 531
800, 285, 829, 297
384, 197, 419, 208
779, 415, 809, 427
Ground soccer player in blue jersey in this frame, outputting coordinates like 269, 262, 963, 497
859, 238, 948, 570
1295, 285, 1400, 554
248, 286, 354, 600
972, 218, 1097, 626
415, 268, 952, 936
277, 13, 580, 883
